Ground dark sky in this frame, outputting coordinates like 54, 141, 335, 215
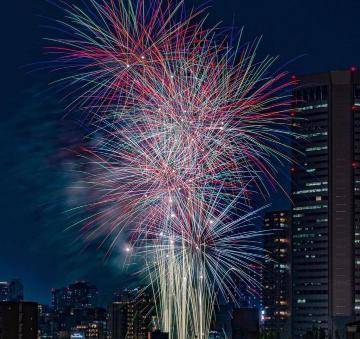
1, 0, 360, 305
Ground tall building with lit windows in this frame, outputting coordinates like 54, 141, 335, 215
109, 287, 155, 339
262, 210, 291, 338
291, 69, 360, 338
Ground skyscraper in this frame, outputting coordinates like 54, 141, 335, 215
291, 70, 360, 338
262, 210, 291, 338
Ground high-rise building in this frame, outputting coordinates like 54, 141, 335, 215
109, 287, 154, 339
291, 70, 360, 338
262, 211, 291, 338
0, 279, 23, 302
0, 301, 38, 339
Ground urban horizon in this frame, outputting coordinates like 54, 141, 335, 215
2, 0, 360, 338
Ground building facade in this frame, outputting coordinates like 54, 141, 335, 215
0, 301, 38, 339
51, 281, 98, 312
109, 287, 155, 339
262, 211, 291, 338
291, 70, 360, 338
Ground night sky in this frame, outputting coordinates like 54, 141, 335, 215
1, 0, 360, 305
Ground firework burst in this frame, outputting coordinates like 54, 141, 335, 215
46, 0, 295, 338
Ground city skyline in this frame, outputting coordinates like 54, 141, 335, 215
2, 1, 360, 338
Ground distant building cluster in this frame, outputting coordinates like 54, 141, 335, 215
44, 281, 107, 338
0, 278, 262, 339
0, 280, 164, 339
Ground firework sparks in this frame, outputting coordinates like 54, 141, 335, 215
46, 0, 295, 338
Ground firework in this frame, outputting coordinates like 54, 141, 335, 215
47, 1, 295, 338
